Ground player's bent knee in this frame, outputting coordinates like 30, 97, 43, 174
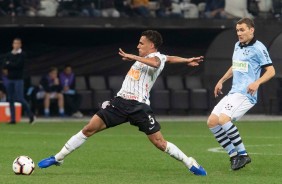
148, 135, 167, 151
153, 140, 166, 151
82, 126, 95, 137
82, 115, 107, 137
218, 114, 231, 125
207, 114, 219, 128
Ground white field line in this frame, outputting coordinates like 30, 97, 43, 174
208, 144, 282, 156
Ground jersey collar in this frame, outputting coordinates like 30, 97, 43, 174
145, 52, 159, 58
239, 37, 257, 49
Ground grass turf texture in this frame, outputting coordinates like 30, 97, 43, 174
0, 121, 282, 184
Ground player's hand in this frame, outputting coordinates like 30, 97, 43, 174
119, 48, 135, 61
187, 56, 204, 67
247, 82, 259, 96
214, 82, 223, 98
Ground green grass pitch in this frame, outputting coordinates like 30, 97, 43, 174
0, 120, 282, 184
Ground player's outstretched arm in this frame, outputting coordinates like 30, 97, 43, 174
214, 67, 233, 97
166, 55, 204, 66
247, 65, 275, 96
118, 48, 161, 68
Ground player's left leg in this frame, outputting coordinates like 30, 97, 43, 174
147, 131, 207, 176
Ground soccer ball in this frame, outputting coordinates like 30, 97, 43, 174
12, 156, 35, 175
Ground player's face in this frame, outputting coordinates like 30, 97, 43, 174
236, 23, 254, 44
137, 36, 154, 57
12, 40, 22, 50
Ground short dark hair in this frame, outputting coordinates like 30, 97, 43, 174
237, 18, 255, 29
13, 38, 22, 42
141, 30, 163, 49
64, 64, 72, 69
48, 67, 58, 73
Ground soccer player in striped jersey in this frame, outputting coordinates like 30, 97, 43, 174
207, 18, 275, 171
38, 30, 207, 176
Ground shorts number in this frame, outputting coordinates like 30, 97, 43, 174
148, 115, 155, 125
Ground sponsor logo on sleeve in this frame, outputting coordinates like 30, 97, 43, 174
263, 50, 270, 62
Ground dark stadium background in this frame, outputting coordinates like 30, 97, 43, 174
0, 17, 282, 114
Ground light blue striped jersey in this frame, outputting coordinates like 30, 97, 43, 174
229, 38, 273, 104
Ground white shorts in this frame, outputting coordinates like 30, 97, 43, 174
211, 93, 255, 122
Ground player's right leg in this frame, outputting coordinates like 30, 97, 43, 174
207, 113, 237, 158
38, 114, 107, 168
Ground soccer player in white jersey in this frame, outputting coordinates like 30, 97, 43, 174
207, 18, 275, 171
38, 30, 207, 176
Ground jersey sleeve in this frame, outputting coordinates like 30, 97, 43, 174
256, 43, 272, 67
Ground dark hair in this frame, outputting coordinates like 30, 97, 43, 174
141, 30, 163, 49
13, 38, 22, 42
237, 18, 255, 29
64, 64, 72, 69
48, 67, 58, 73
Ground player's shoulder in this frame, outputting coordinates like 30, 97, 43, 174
148, 51, 165, 57
253, 40, 266, 48
148, 52, 167, 61
252, 40, 269, 56
252, 40, 272, 62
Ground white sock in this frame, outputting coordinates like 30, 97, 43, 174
165, 141, 193, 168
55, 130, 87, 161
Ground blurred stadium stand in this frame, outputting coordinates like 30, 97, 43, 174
0, 17, 282, 115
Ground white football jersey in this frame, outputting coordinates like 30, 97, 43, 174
117, 52, 167, 105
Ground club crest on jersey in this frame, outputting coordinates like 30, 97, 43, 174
232, 60, 248, 72
243, 49, 250, 56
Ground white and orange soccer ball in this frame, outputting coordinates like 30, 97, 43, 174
12, 156, 35, 175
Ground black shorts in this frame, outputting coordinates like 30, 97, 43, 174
96, 97, 161, 135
